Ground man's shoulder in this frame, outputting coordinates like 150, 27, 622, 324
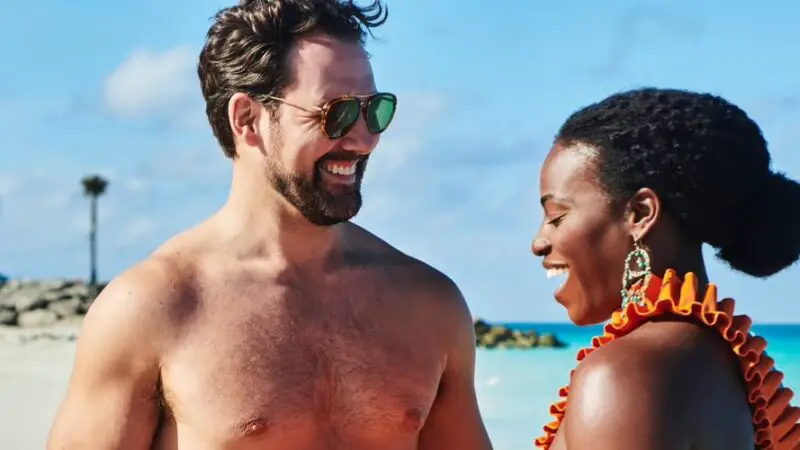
346, 224, 469, 321
347, 223, 462, 293
85, 252, 198, 337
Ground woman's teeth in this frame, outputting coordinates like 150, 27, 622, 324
323, 162, 356, 175
545, 267, 569, 279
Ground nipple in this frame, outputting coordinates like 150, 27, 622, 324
239, 416, 269, 437
400, 409, 425, 433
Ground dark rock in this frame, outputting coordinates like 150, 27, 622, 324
0, 308, 16, 326
0, 278, 103, 328
473, 318, 567, 350
537, 332, 567, 348
473, 318, 491, 336
17, 309, 59, 328
48, 298, 82, 318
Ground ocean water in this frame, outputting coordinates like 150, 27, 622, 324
475, 323, 800, 450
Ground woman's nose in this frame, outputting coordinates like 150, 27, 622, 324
531, 236, 551, 257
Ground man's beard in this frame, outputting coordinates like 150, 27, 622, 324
266, 127, 368, 226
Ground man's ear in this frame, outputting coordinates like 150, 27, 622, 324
228, 93, 264, 149
625, 187, 661, 241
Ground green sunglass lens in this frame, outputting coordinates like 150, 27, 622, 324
365, 94, 397, 133
324, 99, 360, 139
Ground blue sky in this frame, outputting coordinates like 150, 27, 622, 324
1, 0, 799, 323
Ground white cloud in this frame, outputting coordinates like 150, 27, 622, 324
0, 179, 84, 255
0, 175, 19, 196
388, 91, 447, 134
134, 146, 230, 184
121, 176, 150, 193
115, 216, 159, 249
0, 96, 77, 131
102, 46, 197, 119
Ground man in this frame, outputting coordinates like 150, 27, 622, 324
47, 1, 492, 449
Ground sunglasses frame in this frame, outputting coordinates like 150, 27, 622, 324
266, 92, 397, 139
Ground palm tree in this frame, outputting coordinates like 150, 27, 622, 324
81, 175, 108, 287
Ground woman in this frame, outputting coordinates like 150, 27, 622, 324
531, 87, 800, 450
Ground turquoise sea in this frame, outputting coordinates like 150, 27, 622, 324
475, 323, 800, 450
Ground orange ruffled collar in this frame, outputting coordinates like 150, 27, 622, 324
534, 269, 799, 450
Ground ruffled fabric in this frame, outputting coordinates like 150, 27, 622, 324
534, 269, 800, 450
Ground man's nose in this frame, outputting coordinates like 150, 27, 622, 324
339, 114, 380, 154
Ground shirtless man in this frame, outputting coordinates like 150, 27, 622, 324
46, 1, 492, 449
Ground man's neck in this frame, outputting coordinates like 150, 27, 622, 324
215, 163, 343, 268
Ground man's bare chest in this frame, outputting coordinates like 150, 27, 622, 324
160, 287, 445, 445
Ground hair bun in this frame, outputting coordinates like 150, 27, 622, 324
716, 171, 800, 277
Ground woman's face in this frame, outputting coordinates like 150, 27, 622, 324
532, 143, 633, 325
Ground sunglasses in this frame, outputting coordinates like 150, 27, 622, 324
267, 92, 397, 140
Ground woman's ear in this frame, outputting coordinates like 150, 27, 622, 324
626, 187, 661, 241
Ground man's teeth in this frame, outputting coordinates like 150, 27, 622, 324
323, 162, 356, 176
545, 267, 569, 279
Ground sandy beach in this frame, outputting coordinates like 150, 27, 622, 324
0, 325, 79, 450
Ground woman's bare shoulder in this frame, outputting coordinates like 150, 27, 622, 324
563, 319, 752, 450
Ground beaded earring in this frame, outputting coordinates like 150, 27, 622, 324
620, 239, 652, 308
